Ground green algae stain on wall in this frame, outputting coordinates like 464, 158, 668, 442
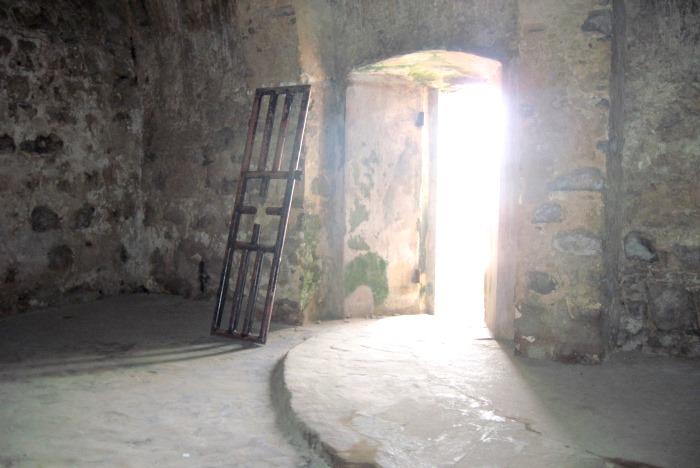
347, 235, 370, 251
299, 213, 322, 312
344, 252, 389, 305
349, 200, 369, 233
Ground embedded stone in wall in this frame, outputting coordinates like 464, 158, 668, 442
548, 167, 604, 192
527, 271, 557, 294
10, 4, 50, 30
649, 286, 696, 332
553, 230, 602, 256
532, 202, 563, 223
13, 39, 38, 71
0, 35, 11, 56
19, 133, 64, 154
30, 205, 60, 232
72, 204, 95, 230
620, 301, 646, 336
581, 9, 612, 36
48, 244, 74, 271
673, 244, 700, 270
47, 106, 77, 125
117, 243, 129, 263
0, 134, 15, 153
623, 231, 657, 262
7, 75, 29, 100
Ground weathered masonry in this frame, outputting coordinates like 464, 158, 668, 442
1, 0, 698, 362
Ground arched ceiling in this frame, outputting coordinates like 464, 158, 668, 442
349, 50, 502, 91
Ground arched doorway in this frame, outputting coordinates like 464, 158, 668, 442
342, 50, 506, 330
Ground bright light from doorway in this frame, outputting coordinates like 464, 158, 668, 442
435, 83, 506, 326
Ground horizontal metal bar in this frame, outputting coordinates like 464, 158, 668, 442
244, 170, 302, 180
211, 329, 263, 344
265, 207, 283, 216
237, 206, 257, 215
236, 206, 283, 216
234, 241, 275, 253
256, 84, 311, 94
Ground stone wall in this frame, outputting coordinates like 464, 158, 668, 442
130, 0, 248, 300
2, 0, 697, 361
343, 76, 427, 317
614, 0, 700, 356
0, 0, 144, 314
513, 0, 612, 362
129, 0, 313, 324
293, 0, 520, 322
121, 0, 521, 326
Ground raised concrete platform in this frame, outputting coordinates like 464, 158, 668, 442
278, 315, 700, 467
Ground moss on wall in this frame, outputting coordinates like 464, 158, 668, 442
349, 201, 369, 232
348, 235, 370, 251
407, 68, 439, 84
299, 214, 322, 312
344, 252, 388, 305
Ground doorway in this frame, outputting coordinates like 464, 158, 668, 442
435, 84, 506, 325
342, 50, 506, 330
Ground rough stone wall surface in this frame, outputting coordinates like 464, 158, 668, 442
126, 0, 521, 325
514, 0, 612, 362
293, 0, 519, 321
131, 0, 248, 300
615, 0, 700, 356
0, 0, 144, 314
130, 0, 312, 324
5, 0, 695, 362
343, 78, 426, 317
0, 1, 523, 331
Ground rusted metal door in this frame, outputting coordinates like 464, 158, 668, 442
211, 85, 310, 344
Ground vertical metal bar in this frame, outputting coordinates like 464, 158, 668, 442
258, 86, 311, 344
272, 93, 294, 171
227, 224, 260, 332
258, 93, 278, 198
211, 91, 263, 332
258, 93, 278, 171
242, 229, 265, 336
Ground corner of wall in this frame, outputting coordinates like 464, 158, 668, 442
602, 0, 627, 353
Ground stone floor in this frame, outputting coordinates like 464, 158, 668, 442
279, 315, 700, 468
3, 297, 699, 468
0, 294, 326, 467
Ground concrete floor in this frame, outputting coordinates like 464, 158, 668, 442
2, 297, 699, 468
0, 294, 326, 467
280, 315, 700, 468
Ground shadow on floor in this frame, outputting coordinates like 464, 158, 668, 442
493, 340, 696, 468
0, 294, 293, 379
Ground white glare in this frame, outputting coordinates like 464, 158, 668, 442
435, 83, 505, 326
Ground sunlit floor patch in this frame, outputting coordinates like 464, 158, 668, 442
281, 314, 700, 468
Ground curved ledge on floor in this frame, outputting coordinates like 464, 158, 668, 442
272, 315, 700, 468
271, 345, 377, 468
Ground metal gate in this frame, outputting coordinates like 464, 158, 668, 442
211, 85, 311, 344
